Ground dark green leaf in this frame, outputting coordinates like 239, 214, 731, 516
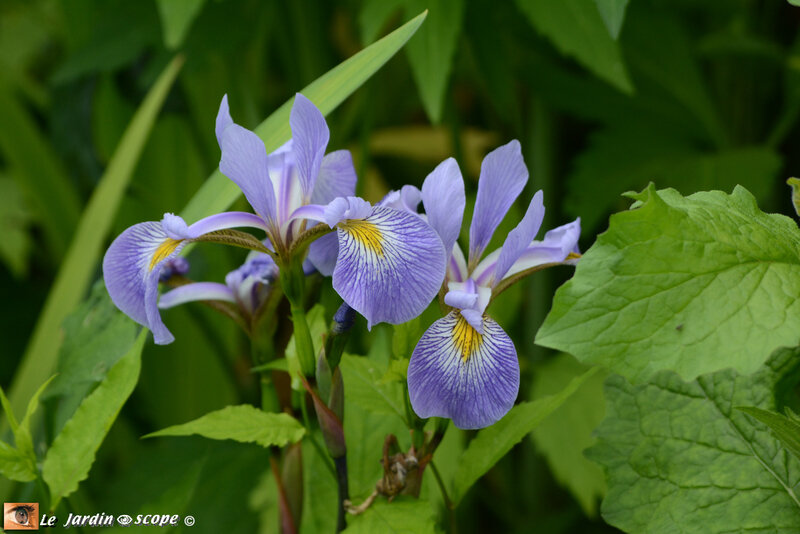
155, 0, 206, 49
343, 498, 437, 533
594, 0, 629, 39
340, 354, 406, 423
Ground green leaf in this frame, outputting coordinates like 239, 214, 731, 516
44, 281, 139, 431
392, 317, 420, 360
285, 304, 327, 391
343, 498, 437, 533
788, 177, 800, 218
358, 0, 404, 44
594, 0, 629, 39
531, 354, 607, 516
790, 0, 800, 6
180, 11, 428, 224
340, 354, 406, 423
589, 347, 800, 532
738, 407, 800, 463
451, 366, 600, 504
43, 329, 147, 508
0, 440, 36, 482
0, 175, 34, 277
515, 0, 633, 93
538, 184, 800, 383
6, 55, 183, 431
404, 0, 464, 123
154, 0, 206, 49
144, 405, 305, 448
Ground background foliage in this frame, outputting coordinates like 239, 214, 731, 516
3, 0, 800, 532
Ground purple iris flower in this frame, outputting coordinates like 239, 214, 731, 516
158, 252, 279, 316
404, 140, 581, 429
103, 93, 446, 344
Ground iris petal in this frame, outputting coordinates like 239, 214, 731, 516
408, 311, 519, 429
468, 140, 529, 263
312, 150, 357, 205
307, 231, 339, 276
487, 190, 545, 285
290, 93, 330, 200
331, 205, 446, 328
421, 157, 465, 262
158, 282, 236, 309
103, 221, 187, 345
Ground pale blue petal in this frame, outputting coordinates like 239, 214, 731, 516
468, 140, 529, 263
215, 94, 232, 148
312, 150, 357, 205
307, 231, 339, 276
158, 282, 236, 309
407, 311, 519, 429
490, 190, 545, 285
290, 93, 330, 200
421, 158, 465, 262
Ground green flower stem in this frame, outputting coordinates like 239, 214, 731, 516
280, 260, 316, 378
298, 391, 336, 478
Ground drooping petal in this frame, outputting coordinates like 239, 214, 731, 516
421, 158, 465, 262
482, 190, 545, 286
290, 93, 330, 200
499, 218, 582, 280
407, 311, 519, 429
332, 205, 446, 328
103, 222, 188, 345
307, 231, 339, 276
158, 282, 236, 309
312, 150, 357, 205
468, 140, 529, 263
218, 109, 276, 224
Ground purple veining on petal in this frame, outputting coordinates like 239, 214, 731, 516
489, 190, 545, 285
421, 157, 465, 262
408, 311, 519, 429
290, 93, 330, 200
312, 150, 357, 205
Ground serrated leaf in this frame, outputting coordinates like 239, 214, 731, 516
43, 329, 147, 508
144, 405, 305, 449
531, 354, 607, 516
0, 440, 36, 482
452, 366, 599, 504
343, 498, 437, 533
594, 0, 629, 39
155, 0, 205, 49
339, 354, 406, 423
404, 0, 464, 123
538, 184, 800, 383
589, 347, 800, 532
180, 11, 427, 224
738, 406, 800, 463
515, 0, 633, 93
7, 56, 183, 432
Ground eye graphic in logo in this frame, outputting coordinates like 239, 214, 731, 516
3, 502, 39, 530
116, 514, 133, 527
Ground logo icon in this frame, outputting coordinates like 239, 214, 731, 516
116, 514, 133, 527
3, 503, 38, 530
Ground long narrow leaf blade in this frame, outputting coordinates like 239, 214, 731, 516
180, 11, 427, 223
7, 56, 184, 423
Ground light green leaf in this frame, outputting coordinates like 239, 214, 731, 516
6, 55, 183, 431
144, 405, 305, 448
0, 440, 36, 482
589, 347, 800, 532
180, 11, 428, 224
404, 0, 464, 123
43, 329, 147, 508
788, 177, 800, 218
594, 0, 629, 39
738, 407, 800, 463
340, 354, 406, 423
285, 304, 326, 391
538, 184, 800, 383
452, 366, 600, 504
0, 374, 54, 478
155, 0, 206, 49
392, 317, 420, 360
515, 0, 633, 93
790, 0, 800, 6
343, 498, 437, 533
531, 354, 607, 516
358, 0, 404, 44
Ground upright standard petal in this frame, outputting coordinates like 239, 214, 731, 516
215, 94, 233, 147
311, 150, 357, 205
421, 157, 465, 262
103, 222, 188, 344
468, 140, 529, 263
331, 205, 446, 328
290, 93, 330, 200
408, 311, 520, 429
483, 190, 545, 286
218, 116, 277, 225
499, 218, 582, 279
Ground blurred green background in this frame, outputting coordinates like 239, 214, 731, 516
2, 0, 799, 532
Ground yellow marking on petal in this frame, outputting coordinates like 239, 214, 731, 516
339, 219, 384, 256
566, 252, 582, 260
453, 314, 482, 362
149, 238, 183, 271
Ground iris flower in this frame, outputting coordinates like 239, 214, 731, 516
404, 140, 581, 429
104, 94, 445, 344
